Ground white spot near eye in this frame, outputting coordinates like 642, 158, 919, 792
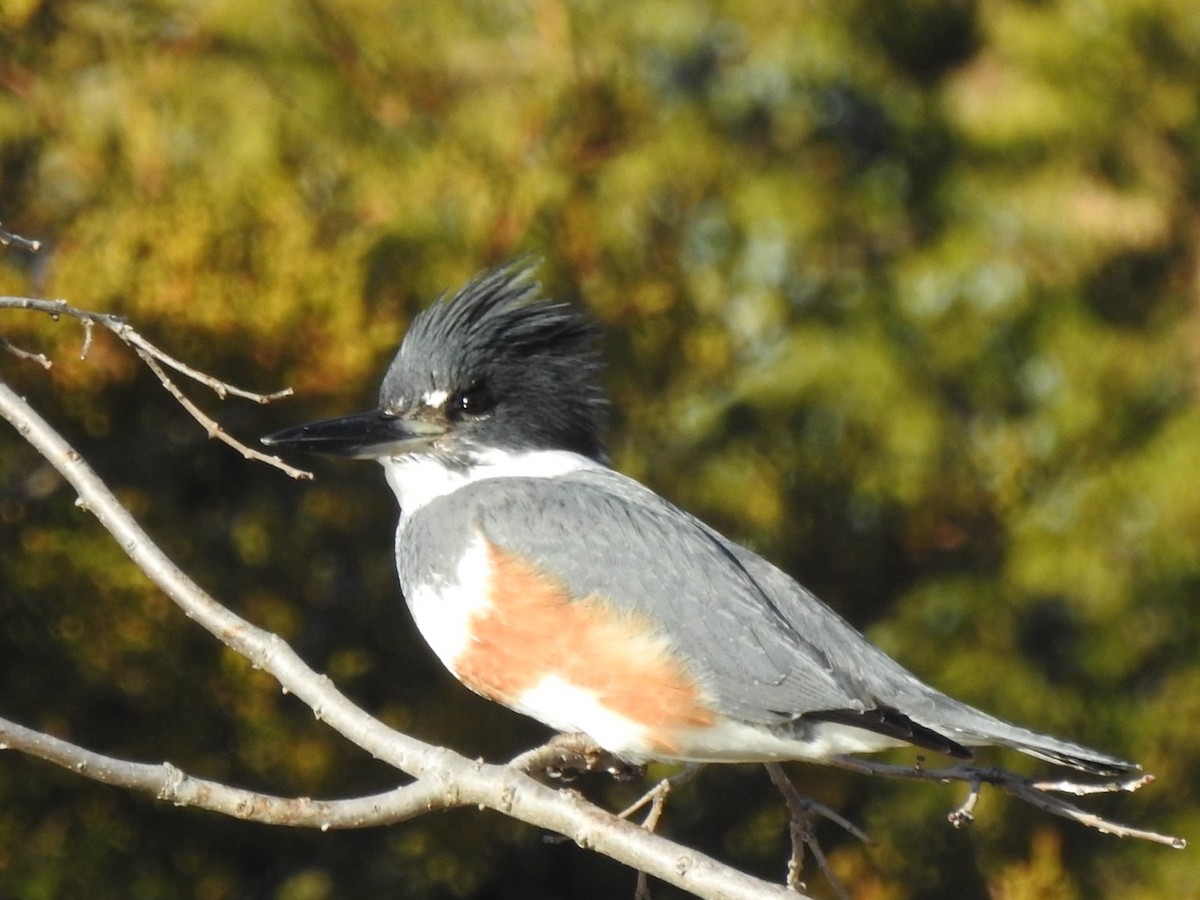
423, 389, 449, 408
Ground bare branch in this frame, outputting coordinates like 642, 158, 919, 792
765, 763, 871, 900
0, 712, 446, 829
1, 336, 52, 368
118, 323, 294, 404
619, 777, 675, 900
0, 223, 41, 252
0, 296, 311, 479
134, 348, 313, 479
0, 376, 799, 900
826, 756, 1185, 849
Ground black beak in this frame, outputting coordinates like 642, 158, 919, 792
262, 409, 447, 459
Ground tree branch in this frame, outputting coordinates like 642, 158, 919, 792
0, 222, 41, 252
765, 761, 874, 900
826, 755, 1185, 849
0, 375, 799, 900
0, 295, 311, 479
0, 336, 52, 368
0, 712, 447, 828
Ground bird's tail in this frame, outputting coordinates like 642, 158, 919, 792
913, 702, 1138, 776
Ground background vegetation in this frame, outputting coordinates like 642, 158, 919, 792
2, 1, 1198, 897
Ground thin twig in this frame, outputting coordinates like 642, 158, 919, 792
620, 779, 674, 900
619, 779, 670, 823
0, 298, 294, 402
136, 348, 312, 479
826, 756, 1185, 849
618, 767, 706, 900
0, 295, 311, 479
0, 223, 41, 252
765, 763, 870, 900
119, 322, 294, 403
1033, 773, 1156, 796
80, 317, 95, 359
1, 337, 52, 368
947, 775, 982, 828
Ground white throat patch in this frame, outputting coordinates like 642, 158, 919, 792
381, 448, 601, 517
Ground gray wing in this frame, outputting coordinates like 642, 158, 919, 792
411, 466, 1136, 774
439, 467, 916, 725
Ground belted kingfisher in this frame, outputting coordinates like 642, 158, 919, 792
263, 261, 1135, 776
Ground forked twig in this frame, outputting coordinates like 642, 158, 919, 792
1, 295, 311, 479
617, 766, 704, 900
135, 348, 310, 478
618, 778, 673, 824
0, 222, 41, 252
764, 763, 873, 899
3, 225, 304, 477
826, 755, 1185, 849
620, 778, 674, 900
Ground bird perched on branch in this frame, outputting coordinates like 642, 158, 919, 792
263, 261, 1135, 778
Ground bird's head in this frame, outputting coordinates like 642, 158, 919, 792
263, 261, 609, 468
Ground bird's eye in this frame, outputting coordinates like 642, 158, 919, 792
449, 382, 494, 418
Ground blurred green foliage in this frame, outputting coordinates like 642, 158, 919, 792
2, 1, 1198, 897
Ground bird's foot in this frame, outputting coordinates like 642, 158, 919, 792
509, 732, 645, 783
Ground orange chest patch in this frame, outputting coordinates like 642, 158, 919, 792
450, 541, 716, 753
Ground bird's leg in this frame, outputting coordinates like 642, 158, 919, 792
764, 762, 873, 900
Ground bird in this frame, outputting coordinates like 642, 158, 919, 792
262, 261, 1136, 777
